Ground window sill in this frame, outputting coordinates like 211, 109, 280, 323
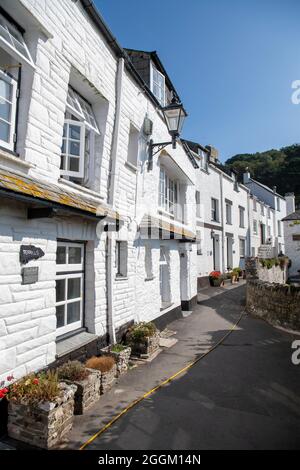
56, 330, 97, 358
158, 208, 175, 219
0, 147, 34, 170
115, 275, 128, 281
59, 178, 105, 200
145, 276, 155, 282
125, 161, 138, 173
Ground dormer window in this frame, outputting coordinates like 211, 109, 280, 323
150, 62, 165, 106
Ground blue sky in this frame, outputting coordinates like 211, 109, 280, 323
95, 0, 300, 162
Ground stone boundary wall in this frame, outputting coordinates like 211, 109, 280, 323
246, 279, 300, 331
245, 257, 288, 284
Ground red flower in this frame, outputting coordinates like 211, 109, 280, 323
32, 378, 39, 385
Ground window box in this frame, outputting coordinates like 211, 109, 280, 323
7, 382, 76, 449
100, 345, 132, 377
57, 362, 101, 415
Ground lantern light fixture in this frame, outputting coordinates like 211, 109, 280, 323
148, 98, 187, 171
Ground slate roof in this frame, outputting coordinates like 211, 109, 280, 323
282, 210, 300, 221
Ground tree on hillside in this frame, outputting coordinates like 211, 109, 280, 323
225, 144, 300, 207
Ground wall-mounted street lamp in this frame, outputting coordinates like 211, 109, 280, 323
148, 99, 187, 171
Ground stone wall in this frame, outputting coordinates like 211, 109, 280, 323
245, 257, 288, 284
246, 279, 300, 331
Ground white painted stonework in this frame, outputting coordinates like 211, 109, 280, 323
0, 0, 293, 383
284, 217, 300, 277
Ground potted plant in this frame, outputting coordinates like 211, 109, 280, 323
209, 271, 224, 287
125, 322, 160, 358
57, 361, 101, 415
6, 370, 76, 449
100, 344, 132, 376
86, 356, 116, 394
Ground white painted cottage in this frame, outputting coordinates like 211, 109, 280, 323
0, 0, 295, 383
0, 0, 197, 382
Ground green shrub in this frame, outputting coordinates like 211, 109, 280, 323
57, 360, 89, 382
111, 344, 127, 353
126, 322, 157, 343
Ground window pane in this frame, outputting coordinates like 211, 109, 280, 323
63, 123, 67, 137
67, 301, 81, 324
56, 279, 65, 302
67, 277, 81, 300
61, 139, 66, 155
0, 79, 12, 101
69, 157, 79, 172
69, 125, 81, 140
56, 305, 65, 328
0, 120, 10, 142
56, 245, 66, 264
69, 141, 80, 156
69, 246, 82, 264
60, 155, 66, 170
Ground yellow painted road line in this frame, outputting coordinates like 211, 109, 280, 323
80, 310, 245, 450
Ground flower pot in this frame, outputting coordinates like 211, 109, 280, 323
64, 369, 101, 415
7, 382, 76, 449
101, 364, 117, 394
101, 347, 132, 376
210, 278, 224, 287
130, 332, 160, 358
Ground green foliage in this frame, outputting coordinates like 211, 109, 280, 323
111, 344, 126, 353
7, 370, 60, 405
225, 144, 300, 207
259, 257, 289, 270
232, 267, 242, 276
57, 360, 89, 382
126, 322, 157, 344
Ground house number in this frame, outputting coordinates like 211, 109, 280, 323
20, 245, 45, 265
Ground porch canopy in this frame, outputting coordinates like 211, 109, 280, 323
139, 214, 196, 242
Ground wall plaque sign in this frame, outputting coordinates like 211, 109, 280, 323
20, 245, 45, 265
22, 267, 39, 285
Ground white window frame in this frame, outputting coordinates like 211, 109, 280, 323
211, 198, 219, 222
239, 238, 246, 258
196, 230, 203, 255
195, 191, 201, 218
239, 206, 245, 228
61, 87, 100, 181
116, 241, 128, 278
277, 220, 282, 236
253, 219, 258, 235
55, 242, 84, 337
225, 200, 232, 225
0, 69, 17, 151
0, 12, 34, 67
60, 119, 85, 178
159, 166, 178, 216
150, 62, 165, 106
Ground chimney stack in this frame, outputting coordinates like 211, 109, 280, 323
243, 168, 251, 184
285, 192, 295, 215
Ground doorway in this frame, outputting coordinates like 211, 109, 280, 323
226, 235, 233, 270
212, 235, 220, 271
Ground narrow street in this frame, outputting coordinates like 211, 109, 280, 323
66, 283, 300, 450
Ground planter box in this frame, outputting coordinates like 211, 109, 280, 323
7, 382, 76, 449
101, 364, 117, 394
209, 278, 224, 287
101, 347, 131, 376
65, 369, 101, 415
130, 332, 160, 358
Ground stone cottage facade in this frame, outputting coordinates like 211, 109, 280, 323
0, 0, 294, 383
283, 210, 300, 278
